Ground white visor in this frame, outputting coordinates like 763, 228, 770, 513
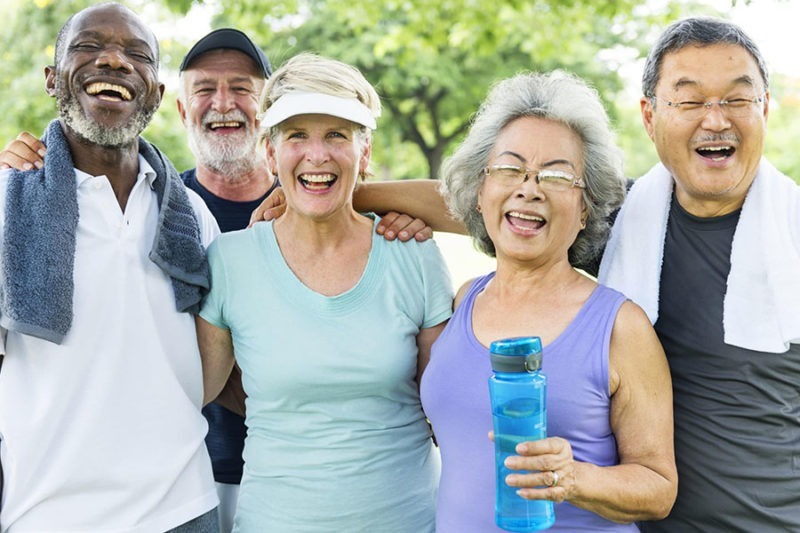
261, 92, 377, 129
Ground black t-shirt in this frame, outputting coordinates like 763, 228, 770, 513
182, 168, 279, 484
182, 168, 278, 233
640, 196, 800, 532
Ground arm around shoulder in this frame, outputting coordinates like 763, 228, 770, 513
353, 180, 466, 235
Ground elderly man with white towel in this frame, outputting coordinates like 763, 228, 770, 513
598, 16, 800, 533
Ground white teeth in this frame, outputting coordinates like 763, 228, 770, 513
301, 174, 335, 183
86, 82, 132, 101
508, 211, 544, 221
698, 146, 733, 161
209, 121, 241, 129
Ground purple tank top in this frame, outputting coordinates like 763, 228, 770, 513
420, 272, 638, 532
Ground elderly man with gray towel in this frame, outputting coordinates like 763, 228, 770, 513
0, 4, 221, 532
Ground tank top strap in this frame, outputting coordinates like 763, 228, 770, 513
445, 272, 495, 347
548, 284, 627, 358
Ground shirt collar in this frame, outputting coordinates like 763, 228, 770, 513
74, 154, 157, 188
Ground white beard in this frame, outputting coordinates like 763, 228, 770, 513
187, 111, 261, 178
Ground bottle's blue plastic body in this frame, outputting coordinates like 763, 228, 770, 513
489, 337, 555, 532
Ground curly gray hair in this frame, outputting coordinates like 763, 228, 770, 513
440, 71, 626, 266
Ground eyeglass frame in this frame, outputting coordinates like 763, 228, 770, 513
647, 93, 766, 120
482, 164, 586, 190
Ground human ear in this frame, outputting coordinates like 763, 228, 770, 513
640, 96, 656, 142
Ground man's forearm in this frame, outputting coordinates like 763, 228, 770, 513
354, 179, 466, 234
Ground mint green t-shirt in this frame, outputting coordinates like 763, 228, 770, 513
200, 215, 453, 532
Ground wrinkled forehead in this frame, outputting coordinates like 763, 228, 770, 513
492, 117, 584, 166
658, 44, 764, 94
69, 4, 158, 55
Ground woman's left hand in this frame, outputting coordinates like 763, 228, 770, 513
504, 436, 575, 503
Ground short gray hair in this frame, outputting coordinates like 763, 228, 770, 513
642, 16, 769, 98
441, 71, 626, 266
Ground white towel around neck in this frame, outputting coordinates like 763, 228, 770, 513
599, 159, 800, 353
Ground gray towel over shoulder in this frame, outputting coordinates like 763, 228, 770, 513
0, 119, 209, 345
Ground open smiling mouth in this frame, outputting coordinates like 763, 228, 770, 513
85, 82, 132, 102
697, 145, 735, 161
207, 121, 244, 132
299, 173, 337, 191
506, 211, 545, 231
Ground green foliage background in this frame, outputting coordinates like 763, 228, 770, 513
3, 0, 798, 183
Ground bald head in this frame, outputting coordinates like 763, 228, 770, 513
54, 3, 159, 68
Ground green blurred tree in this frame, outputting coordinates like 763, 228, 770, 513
759, 72, 800, 183
191, 0, 693, 180
0, 0, 92, 143
4, 0, 797, 185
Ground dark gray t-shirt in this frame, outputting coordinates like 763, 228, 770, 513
640, 197, 800, 532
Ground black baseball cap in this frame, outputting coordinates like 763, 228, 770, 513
179, 28, 272, 78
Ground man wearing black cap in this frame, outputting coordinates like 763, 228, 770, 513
177, 28, 276, 533
178, 28, 276, 234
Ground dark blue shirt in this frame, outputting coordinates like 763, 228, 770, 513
182, 168, 279, 484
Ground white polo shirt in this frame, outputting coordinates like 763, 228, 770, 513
0, 158, 220, 532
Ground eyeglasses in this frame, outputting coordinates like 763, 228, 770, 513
649, 94, 766, 121
483, 165, 586, 192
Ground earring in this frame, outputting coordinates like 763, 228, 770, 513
580, 218, 587, 229
476, 204, 482, 213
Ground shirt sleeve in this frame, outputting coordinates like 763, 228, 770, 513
198, 238, 229, 330
417, 239, 455, 329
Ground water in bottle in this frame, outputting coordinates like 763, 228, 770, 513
489, 336, 555, 532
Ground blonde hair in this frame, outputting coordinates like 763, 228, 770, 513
259, 53, 380, 141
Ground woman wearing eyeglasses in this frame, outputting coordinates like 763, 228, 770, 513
420, 71, 677, 532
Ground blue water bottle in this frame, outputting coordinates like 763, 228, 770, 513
489, 336, 555, 531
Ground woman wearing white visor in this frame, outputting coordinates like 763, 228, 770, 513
195, 53, 453, 532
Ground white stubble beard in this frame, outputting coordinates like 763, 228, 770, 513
55, 77, 157, 148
